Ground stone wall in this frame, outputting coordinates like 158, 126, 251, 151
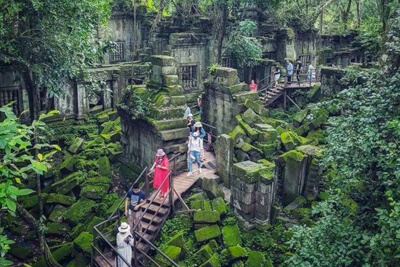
320, 67, 346, 96
202, 67, 258, 135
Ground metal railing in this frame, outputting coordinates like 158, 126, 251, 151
92, 153, 189, 267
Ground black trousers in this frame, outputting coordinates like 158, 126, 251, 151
287, 75, 292, 83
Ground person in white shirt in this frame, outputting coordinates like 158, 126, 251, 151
115, 222, 134, 267
187, 132, 203, 176
307, 62, 315, 83
184, 103, 191, 119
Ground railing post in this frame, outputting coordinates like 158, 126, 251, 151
284, 89, 287, 110
145, 170, 149, 196
169, 173, 174, 215
133, 237, 138, 267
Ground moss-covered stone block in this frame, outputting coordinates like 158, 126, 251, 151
46, 222, 71, 235
107, 142, 123, 162
293, 108, 310, 125
166, 231, 184, 248
47, 193, 75, 206
235, 142, 263, 161
296, 145, 322, 157
212, 197, 227, 216
59, 155, 77, 175
214, 67, 239, 86
228, 245, 248, 260
199, 253, 221, 267
232, 161, 268, 184
187, 192, 208, 202
254, 142, 278, 159
307, 84, 321, 101
52, 171, 86, 195
242, 109, 263, 126
64, 198, 96, 226
200, 178, 225, 199
155, 245, 182, 266
194, 224, 221, 243
280, 131, 308, 151
151, 118, 188, 131
49, 205, 67, 222
80, 184, 110, 200
230, 126, 247, 143
21, 193, 47, 209
191, 199, 212, 211
194, 211, 220, 224
73, 232, 93, 255
228, 83, 248, 94
97, 156, 111, 177
222, 224, 242, 247
255, 124, 278, 144
193, 244, 213, 264
9, 244, 33, 260
68, 137, 84, 154
100, 130, 121, 143
245, 251, 266, 267
33, 243, 74, 267
236, 115, 258, 140
244, 99, 268, 117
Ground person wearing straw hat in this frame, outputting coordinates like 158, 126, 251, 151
194, 121, 206, 161
116, 222, 134, 267
150, 149, 170, 199
187, 132, 203, 176
125, 183, 146, 234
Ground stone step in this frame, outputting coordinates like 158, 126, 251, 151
151, 118, 187, 131
148, 106, 183, 120
159, 127, 189, 141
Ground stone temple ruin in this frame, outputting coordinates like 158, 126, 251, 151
0, 5, 366, 231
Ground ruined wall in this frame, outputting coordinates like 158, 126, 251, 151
202, 67, 258, 136
320, 67, 346, 96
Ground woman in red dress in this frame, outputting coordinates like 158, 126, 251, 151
150, 149, 170, 198
249, 80, 258, 92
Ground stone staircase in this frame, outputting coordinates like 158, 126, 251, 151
260, 86, 285, 107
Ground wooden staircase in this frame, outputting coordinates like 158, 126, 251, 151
260, 86, 285, 107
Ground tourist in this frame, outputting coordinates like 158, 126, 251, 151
307, 62, 315, 83
274, 66, 281, 87
184, 103, 191, 119
125, 183, 146, 233
116, 222, 134, 267
187, 132, 203, 176
150, 149, 170, 199
197, 95, 203, 117
187, 113, 196, 134
194, 121, 206, 161
286, 59, 293, 84
249, 80, 258, 92
295, 57, 302, 83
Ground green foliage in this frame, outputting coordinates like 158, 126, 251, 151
228, 20, 262, 67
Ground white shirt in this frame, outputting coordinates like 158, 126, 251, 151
184, 107, 191, 118
188, 137, 203, 152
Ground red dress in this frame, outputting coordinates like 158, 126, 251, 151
249, 83, 258, 92
153, 156, 170, 194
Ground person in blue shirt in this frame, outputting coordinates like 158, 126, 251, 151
286, 59, 293, 84
125, 183, 146, 233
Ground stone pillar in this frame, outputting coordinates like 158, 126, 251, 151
75, 82, 89, 120
215, 134, 234, 187
231, 160, 276, 228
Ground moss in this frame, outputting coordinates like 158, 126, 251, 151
47, 193, 75, 206
293, 108, 310, 125
192, 244, 213, 264
80, 184, 110, 200
194, 211, 220, 224
64, 198, 96, 226
166, 231, 184, 248
245, 251, 265, 267
107, 142, 123, 162
52, 171, 86, 194
155, 246, 182, 266
59, 155, 77, 174
254, 142, 278, 159
232, 261, 245, 267
33, 243, 74, 267
49, 205, 68, 222
9, 244, 32, 260
73, 232, 93, 255
222, 224, 242, 247
232, 161, 268, 184
46, 222, 71, 235
68, 137, 84, 154
100, 130, 121, 143
85, 216, 103, 234
236, 142, 262, 155
187, 191, 209, 202
191, 199, 212, 211
228, 245, 248, 260
199, 253, 221, 267
230, 126, 247, 143
21, 193, 47, 209
280, 131, 305, 151
296, 145, 322, 157
242, 109, 263, 126
244, 99, 268, 117
66, 253, 89, 267
151, 118, 188, 131
236, 115, 258, 140
279, 150, 305, 163
97, 156, 111, 177
307, 84, 321, 101
194, 224, 221, 243
211, 197, 227, 216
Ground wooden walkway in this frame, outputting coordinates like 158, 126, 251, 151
261, 82, 319, 107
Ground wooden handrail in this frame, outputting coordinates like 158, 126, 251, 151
107, 167, 148, 221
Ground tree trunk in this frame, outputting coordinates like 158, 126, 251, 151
343, 0, 352, 30
356, 0, 361, 27
22, 68, 40, 122
17, 204, 63, 267
217, 5, 228, 64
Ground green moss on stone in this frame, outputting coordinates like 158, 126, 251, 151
68, 137, 84, 154
199, 253, 221, 267
73, 232, 93, 255
47, 193, 75, 206
192, 244, 213, 264
97, 156, 111, 177
155, 245, 182, 266
46, 222, 71, 235
232, 161, 268, 184
222, 224, 242, 247
194, 211, 220, 224
191, 199, 212, 211
59, 155, 77, 174
33, 243, 74, 267
194, 224, 221, 243
228, 245, 248, 259
244, 99, 268, 116
64, 198, 96, 226
245, 251, 265, 267
66, 253, 89, 267
9, 244, 33, 260
242, 109, 263, 126
280, 131, 308, 151
49, 205, 68, 222
80, 184, 110, 200
279, 150, 305, 163
236, 115, 258, 140
230, 126, 247, 143
52, 171, 86, 194
166, 231, 184, 248
211, 197, 227, 216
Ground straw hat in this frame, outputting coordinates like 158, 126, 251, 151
194, 122, 203, 128
156, 149, 165, 157
118, 222, 131, 233
187, 113, 193, 118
